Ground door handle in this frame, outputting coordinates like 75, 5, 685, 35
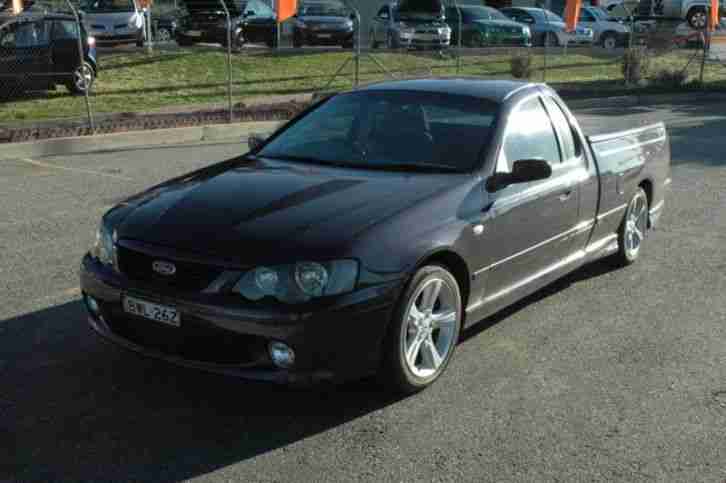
559, 190, 573, 202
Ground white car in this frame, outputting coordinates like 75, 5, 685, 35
577, 6, 631, 49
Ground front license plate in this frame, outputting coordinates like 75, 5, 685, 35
316, 33, 332, 38
186, 30, 202, 37
123, 295, 180, 327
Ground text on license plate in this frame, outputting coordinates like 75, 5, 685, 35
316, 33, 332, 38
186, 30, 202, 37
123, 295, 180, 327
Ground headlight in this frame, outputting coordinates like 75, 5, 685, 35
127, 15, 138, 29
523, 26, 531, 37
438, 27, 450, 37
296, 20, 307, 28
233, 259, 358, 303
399, 27, 415, 38
344, 19, 354, 30
90, 220, 117, 268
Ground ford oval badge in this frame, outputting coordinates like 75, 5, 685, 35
152, 260, 176, 276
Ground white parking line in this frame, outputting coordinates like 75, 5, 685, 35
20, 158, 133, 181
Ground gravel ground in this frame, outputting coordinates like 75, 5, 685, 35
1, 101, 725, 482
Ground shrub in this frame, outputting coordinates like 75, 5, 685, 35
651, 68, 688, 88
621, 47, 650, 84
510, 53, 532, 79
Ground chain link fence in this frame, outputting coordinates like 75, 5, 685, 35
2, 0, 725, 137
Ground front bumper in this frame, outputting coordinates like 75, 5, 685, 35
90, 28, 142, 45
80, 255, 401, 384
297, 28, 354, 44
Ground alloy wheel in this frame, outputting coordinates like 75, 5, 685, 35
624, 190, 648, 260
401, 277, 459, 379
73, 63, 94, 92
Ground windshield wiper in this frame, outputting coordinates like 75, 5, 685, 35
364, 163, 462, 173
260, 154, 353, 169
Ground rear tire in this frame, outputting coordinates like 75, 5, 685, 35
601, 32, 618, 50
545, 31, 560, 47
379, 265, 462, 394
612, 187, 649, 266
687, 7, 708, 30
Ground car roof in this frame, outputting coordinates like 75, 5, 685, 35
0, 11, 75, 21
357, 78, 535, 103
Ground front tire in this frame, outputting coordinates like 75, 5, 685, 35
613, 187, 649, 266
687, 7, 708, 30
380, 265, 462, 394
66, 62, 95, 95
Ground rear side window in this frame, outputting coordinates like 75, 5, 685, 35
500, 97, 561, 171
53, 21, 80, 41
1, 21, 50, 48
541, 95, 578, 162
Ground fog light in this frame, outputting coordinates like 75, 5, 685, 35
84, 294, 100, 317
269, 341, 295, 369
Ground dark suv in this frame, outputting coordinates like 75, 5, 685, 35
0, 11, 98, 96
292, 1, 355, 48
176, 0, 277, 48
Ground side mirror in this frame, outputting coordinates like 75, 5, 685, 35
486, 159, 552, 192
247, 132, 266, 151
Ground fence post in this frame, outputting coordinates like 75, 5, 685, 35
700, 5, 711, 85
354, 9, 361, 86
219, 0, 233, 123
66, 0, 94, 132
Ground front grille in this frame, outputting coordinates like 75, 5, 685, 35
91, 24, 106, 30
117, 245, 223, 292
103, 303, 268, 364
114, 23, 128, 29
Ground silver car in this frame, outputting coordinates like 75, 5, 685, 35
369, 2, 451, 50
81, 0, 146, 47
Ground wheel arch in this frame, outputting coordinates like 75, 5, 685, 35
638, 178, 654, 226
412, 248, 471, 318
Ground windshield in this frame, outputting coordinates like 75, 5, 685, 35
537, 9, 564, 22
301, 3, 347, 16
461, 6, 508, 21
258, 91, 499, 173
81, 0, 135, 13
589, 7, 611, 20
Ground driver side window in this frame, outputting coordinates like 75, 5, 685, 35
498, 97, 562, 173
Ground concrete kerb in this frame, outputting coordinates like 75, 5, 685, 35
0, 121, 281, 161
2, 91, 726, 161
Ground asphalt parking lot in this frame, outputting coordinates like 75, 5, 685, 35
2, 101, 726, 482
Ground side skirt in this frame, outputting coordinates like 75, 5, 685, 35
463, 233, 619, 328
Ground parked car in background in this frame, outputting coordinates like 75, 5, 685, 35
292, 1, 355, 48
637, 0, 725, 29
80, 0, 146, 47
152, 8, 182, 42
80, 79, 670, 392
444, 5, 531, 47
369, 0, 451, 50
577, 6, 630, 49
501, 7, 594, 46
0, 11, 98, 95
176, 0, 277, 48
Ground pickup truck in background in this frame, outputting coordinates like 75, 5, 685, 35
81, 79, 671, 392
636, 0, 725, 29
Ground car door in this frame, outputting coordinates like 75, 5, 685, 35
242, 0, 276, 44
5, 19, 52, 88
51, 20, 81, 82
578, 8, 599, 40
477, 94, 580, 300
372, 5, 390, 44
0, 20, 18, 91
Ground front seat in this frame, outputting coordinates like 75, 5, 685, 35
367, 103, 433, 163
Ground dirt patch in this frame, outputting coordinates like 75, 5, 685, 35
0, 101, 310, 144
